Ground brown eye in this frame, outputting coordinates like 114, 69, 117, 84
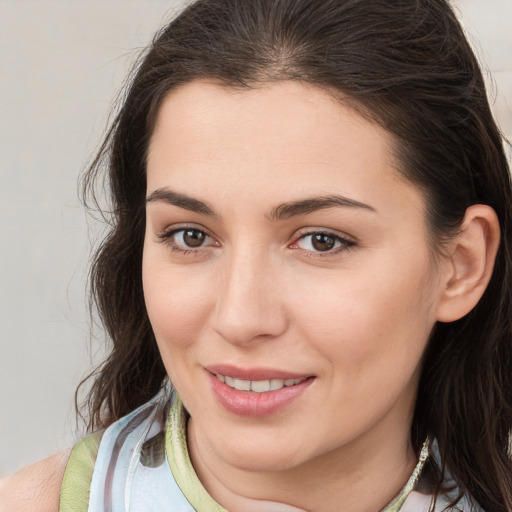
311, 234, 336, 252
293, 230, 354, 255
158, 227, 217, 254
182, 229, 206, 247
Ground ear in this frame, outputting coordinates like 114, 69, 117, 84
436, 204, 500, 323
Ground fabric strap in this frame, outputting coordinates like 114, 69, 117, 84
166, 396, 229, 511
59, 431, 102, 512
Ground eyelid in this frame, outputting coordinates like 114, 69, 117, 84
157, 222, 214, 239
291, 226, 356, 243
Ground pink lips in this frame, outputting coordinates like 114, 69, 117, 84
206, 364, 314, 417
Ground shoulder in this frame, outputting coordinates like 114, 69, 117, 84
0, 449, 71, 512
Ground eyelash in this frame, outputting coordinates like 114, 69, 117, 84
157, 227, 356, 258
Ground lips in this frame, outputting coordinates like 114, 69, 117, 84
206, 364, 311, 381
205, 365, 315, 416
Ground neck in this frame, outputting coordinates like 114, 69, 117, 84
187, 414, 417, 512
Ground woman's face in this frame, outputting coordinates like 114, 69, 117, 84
143, 80, 446, 472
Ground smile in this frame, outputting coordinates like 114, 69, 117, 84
206, 365, 315, 416
215, 373, 307, 393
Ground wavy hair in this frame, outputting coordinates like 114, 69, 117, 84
80, 0, 512, 510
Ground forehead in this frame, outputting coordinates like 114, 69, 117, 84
146, 80, 424, 221
148, 80, 389, 164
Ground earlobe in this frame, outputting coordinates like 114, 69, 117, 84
436, 205, 500, 323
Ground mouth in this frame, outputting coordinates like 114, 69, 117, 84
205, 365, 315, 416
214, 373, 308, 393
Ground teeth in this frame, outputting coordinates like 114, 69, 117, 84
216, 374, 305, 393
234, 378, 251, 391
270, 379, 284, 391
251, 380, 271, 392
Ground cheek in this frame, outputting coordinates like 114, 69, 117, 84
142, 249, 213, 355
290, 256, 438, 376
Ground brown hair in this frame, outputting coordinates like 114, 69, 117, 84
80, 0, 512, 510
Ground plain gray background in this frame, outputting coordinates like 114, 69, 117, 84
1, 0, 511, 476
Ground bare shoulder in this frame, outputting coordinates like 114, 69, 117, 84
0, 449, 71, 512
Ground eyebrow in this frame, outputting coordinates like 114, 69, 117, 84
269, 195, 375, 221
146, 188, 375, 220
146, 188, 216, 217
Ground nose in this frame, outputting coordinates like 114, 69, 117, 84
212, 249, 288, 345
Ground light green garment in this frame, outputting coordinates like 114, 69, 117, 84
60, 432, 102, 512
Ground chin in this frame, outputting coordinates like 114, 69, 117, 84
229, 455, 304, 473
216, 435, 309, 473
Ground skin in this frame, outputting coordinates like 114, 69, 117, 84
0, 450, 69, 512
142, 80, 452, 512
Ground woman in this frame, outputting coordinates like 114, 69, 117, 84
2, 0, 511, 510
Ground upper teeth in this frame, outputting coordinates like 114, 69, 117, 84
216, 374, 305, 392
